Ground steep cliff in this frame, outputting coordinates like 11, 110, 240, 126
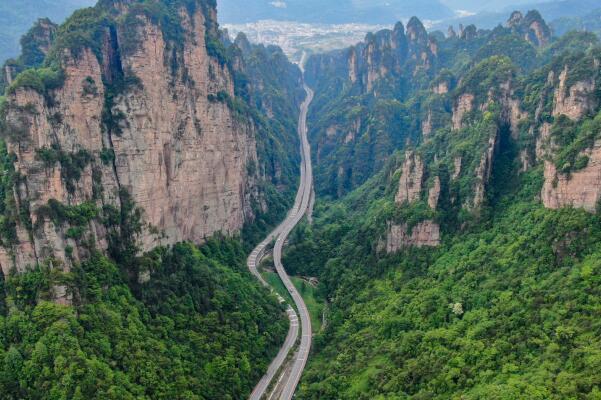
384, 220, 440, 252
303, 11, 552, 199
533, 50, 601, 212
298, 10, 601, 262
507, 10, 551, 48
0, 0, 302, 281
395, 151, 424, 205
306, 17, 435, 97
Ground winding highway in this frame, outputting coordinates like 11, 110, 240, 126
247, 82, 314, 400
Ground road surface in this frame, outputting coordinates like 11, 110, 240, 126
248, 83, 314, 400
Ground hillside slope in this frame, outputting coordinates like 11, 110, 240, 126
283, 9, 601, 399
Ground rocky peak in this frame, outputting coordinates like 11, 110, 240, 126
406, 17, 428, 46
461, 25, 477, 40
524, 10, 551, 47
393, 22, 405, 38
392, 22, 408, 51
234, 32, 253, 56
507, 11, 524, 28
448, 26, 457, 39
22, 18, 57, 60
507, 9, 551, 47
1, 18, 58, 90
306, 16, 436, 94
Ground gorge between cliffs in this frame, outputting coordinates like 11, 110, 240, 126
0, 0, 601, 399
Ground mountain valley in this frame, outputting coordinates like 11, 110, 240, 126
0, 0, 600, 399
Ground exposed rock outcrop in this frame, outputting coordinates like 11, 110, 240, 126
433, 81, 449, 95
395, 151, 424, 204
452, 93, 474, 130
471, 132, 499, 210
542, 141, 601, 213
553, 66, 598, 121
422, 111, 433, 136
385, 221, 440, 252
536, 122, 553, 161
428, 177, 441, 209
453, 157, 462, 180
0, 1, 297, 279
507, 10, 551, 47
3, 64, 18, 87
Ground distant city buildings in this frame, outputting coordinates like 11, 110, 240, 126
224, 20, 389, 62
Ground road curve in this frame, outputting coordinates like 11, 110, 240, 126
248, 83, 314, 400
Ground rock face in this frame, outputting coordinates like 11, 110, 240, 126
109, 12, 258, 251
542, 141, 601, 213
471, 132, 499, 210
0, 1, 294, 277
433, 81, 449, 95
428, 176, 441, 209
536, 122, 553, 161
395, 151, 424, 204
496, 81, 528, 139
422, 111, 433, 136
452, 93, 474, 130
388, 152, 441, 251
453, 157, 462, 180
553, 66, 598, 121
385, 221, 440, 252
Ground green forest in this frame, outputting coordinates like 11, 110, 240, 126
0, 241, 288, 399
289, 168, 601, 399
286, 8, 601, 400
1, 0, 601, 398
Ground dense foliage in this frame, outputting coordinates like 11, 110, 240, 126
0, 240, 287, 399
296, 190, 601, 399
287, 142, 601, 399
284, 9, 601, 400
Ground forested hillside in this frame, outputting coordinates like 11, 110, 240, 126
0, 240, 288, 398
2, 0, 601, 398
285, 9, 601, 399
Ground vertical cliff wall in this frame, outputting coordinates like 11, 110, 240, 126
0, 0, 301, 278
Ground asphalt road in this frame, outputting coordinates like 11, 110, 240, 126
248, 83, 314, 400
